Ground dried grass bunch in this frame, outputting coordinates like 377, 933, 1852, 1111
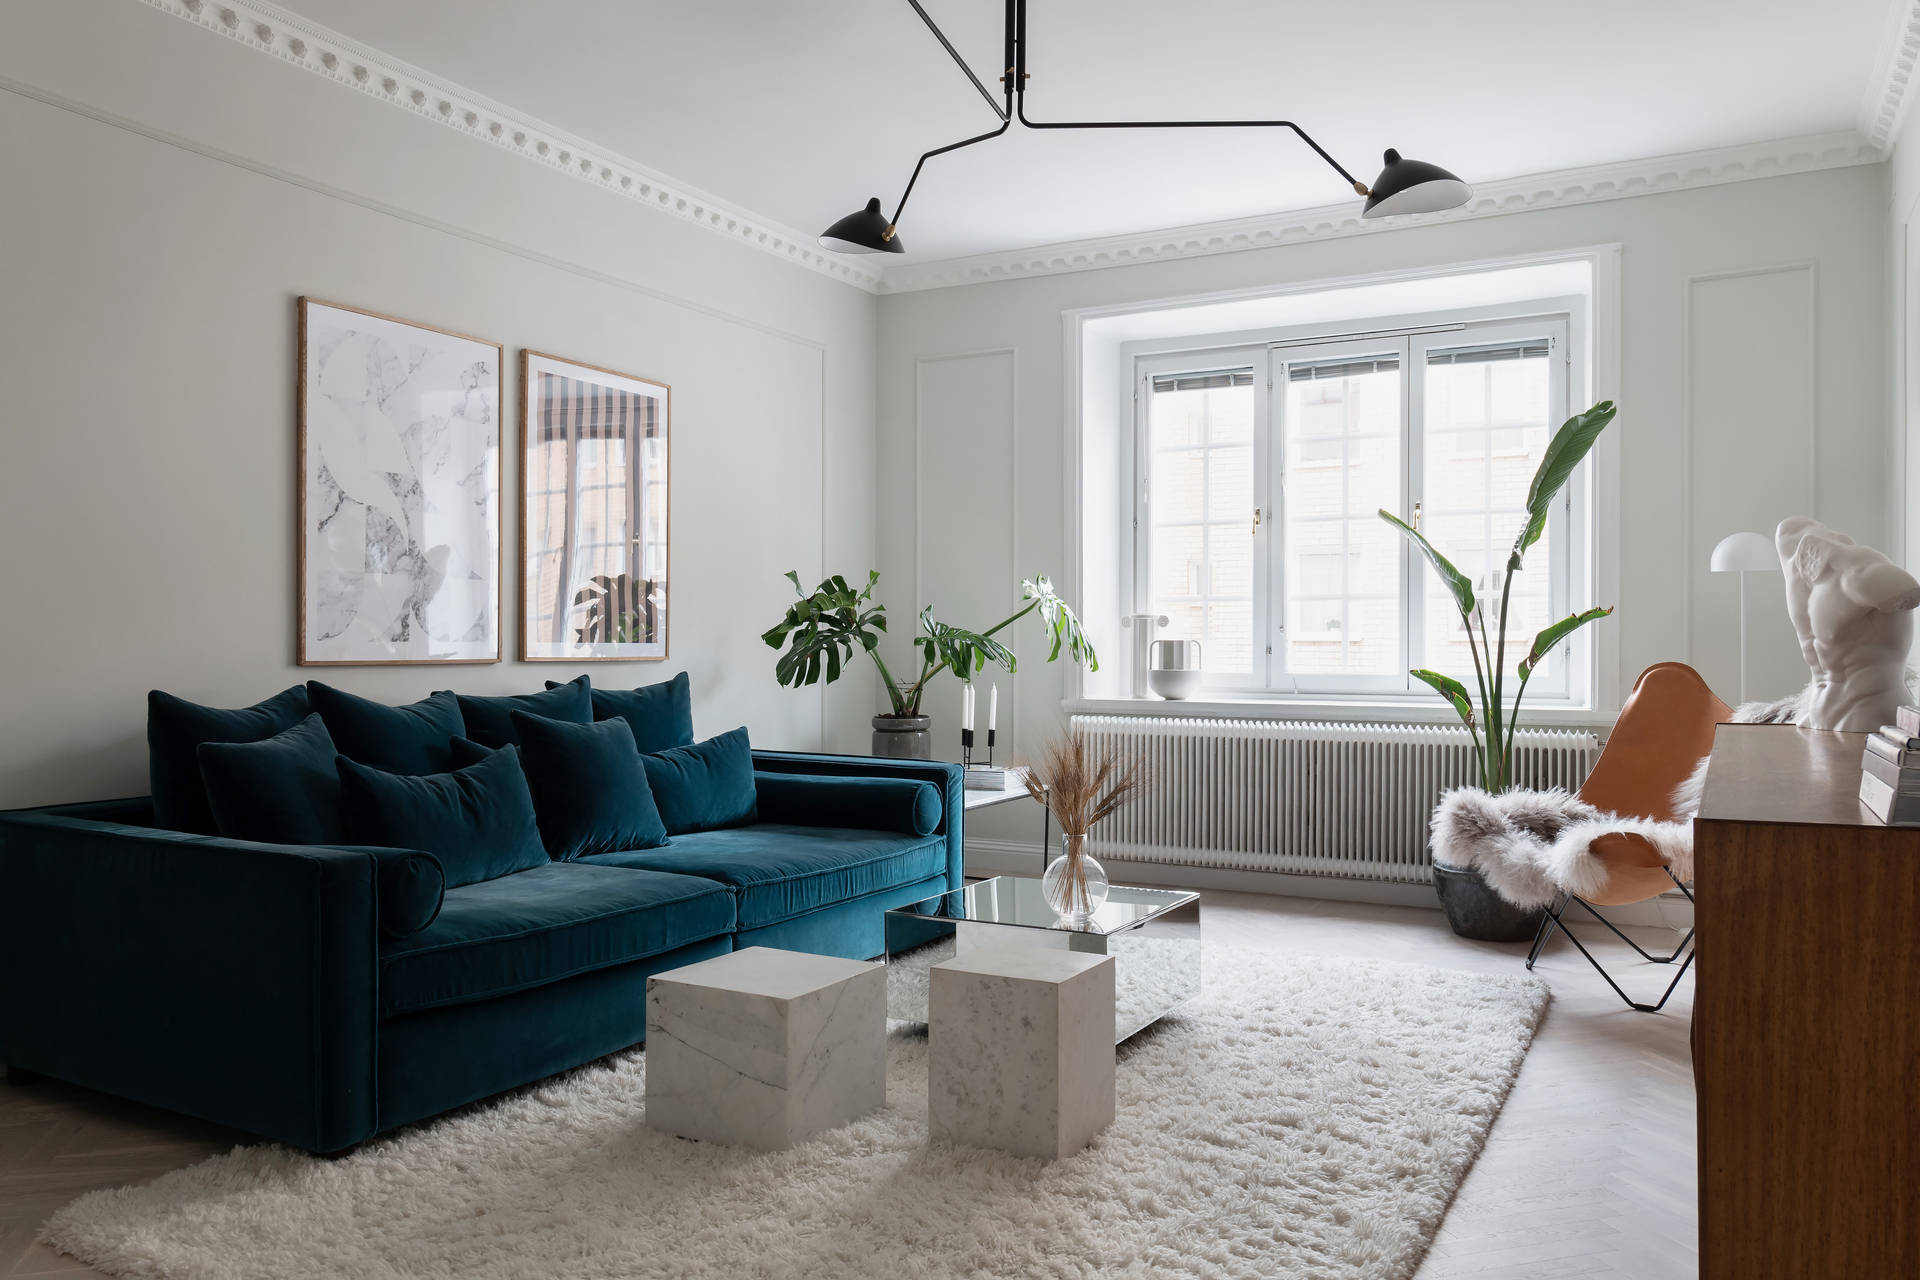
1022, 734, 1142, 837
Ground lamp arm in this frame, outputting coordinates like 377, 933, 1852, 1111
901, 0, 1008, 122
1008, 0, 1369, 195
885, 119, 1013, 238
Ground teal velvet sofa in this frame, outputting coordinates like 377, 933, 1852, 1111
0, 750, 961, 1154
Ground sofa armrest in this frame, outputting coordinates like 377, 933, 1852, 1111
0, 810, 380, 1153
751, 752, 964, 892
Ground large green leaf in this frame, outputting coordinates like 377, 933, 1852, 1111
1518, 606, 1613, 681
916, 608, 1017, 679
1380, 511, 1475, 617
763, 570, 888, 691
1021, 576, 1100, 672
1511, 401, 1616, 569
1410, 668, 1476, 728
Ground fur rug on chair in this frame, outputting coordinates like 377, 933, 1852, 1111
1430, 761, 1709, 909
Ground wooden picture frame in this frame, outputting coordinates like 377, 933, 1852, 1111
296, 297, 504, 665
518, 350, 671, 662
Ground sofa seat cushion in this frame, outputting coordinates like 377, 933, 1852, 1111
380, 863, 734, 1016
579, 824, 945, 930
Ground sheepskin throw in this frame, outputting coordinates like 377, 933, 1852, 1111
1430, 760, 1708, 909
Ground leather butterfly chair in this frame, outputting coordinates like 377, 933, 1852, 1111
1524, 662, 1731, 1011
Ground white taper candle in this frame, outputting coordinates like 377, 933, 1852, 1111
989, 683, 998, 731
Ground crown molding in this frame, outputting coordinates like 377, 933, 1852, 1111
137, 0, 887, 292
874, 131, 1882, 293
1862, 0, 1920, 152
138, 0, 1886, 300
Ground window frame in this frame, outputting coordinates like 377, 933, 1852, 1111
1122, 301, 1588, 707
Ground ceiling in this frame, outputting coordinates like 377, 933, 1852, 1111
287, 0, 1895, 263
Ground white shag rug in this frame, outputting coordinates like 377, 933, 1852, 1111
44, 947, 1548, 1280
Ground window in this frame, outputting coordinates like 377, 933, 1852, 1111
1131, 310, 1581, 702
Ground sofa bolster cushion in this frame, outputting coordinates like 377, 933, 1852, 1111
752, 772, 941, 837
338, 746, 547, 888
340, 845, 446, 937
198, 713, 344, 846
147, 685, 311, 833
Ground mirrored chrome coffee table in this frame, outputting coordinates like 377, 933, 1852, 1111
883, 875, 1201, 1043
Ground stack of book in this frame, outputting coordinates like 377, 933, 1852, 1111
1859, 704, 1920, 825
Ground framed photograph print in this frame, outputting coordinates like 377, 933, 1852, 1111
519, 351, 670, 662
297, 298, 503, 665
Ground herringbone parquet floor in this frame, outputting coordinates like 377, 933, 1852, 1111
2, 891, 1697, 1278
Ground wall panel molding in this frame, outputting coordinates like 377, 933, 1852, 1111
1680, 261, 1818, 680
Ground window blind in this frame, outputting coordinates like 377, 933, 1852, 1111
1426, 340, 1550, 366
1151, 369, 1254, 393
1286, 356, 1401, 382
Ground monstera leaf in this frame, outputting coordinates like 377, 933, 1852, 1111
762, 571, 887, 690
915, 608, 1017, 680
1022, 575, 1099, 671
574, 573, 655, 645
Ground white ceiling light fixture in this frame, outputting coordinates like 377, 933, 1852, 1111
820, 0, 1474, 255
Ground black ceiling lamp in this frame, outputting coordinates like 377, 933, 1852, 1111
820, 0, 1474, 256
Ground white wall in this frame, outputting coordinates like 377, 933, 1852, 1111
0, 0, 878, 807
1891, 128, 1920, 579
876, 164, 1891, 848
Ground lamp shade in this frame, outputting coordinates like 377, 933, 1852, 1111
1360, 149, 1473, 219
819, 198, 904, 254
1710, 531, 1778, 573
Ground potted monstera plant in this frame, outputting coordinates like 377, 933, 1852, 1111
762, 571, 1098, 759
1380, 399, 1617, 940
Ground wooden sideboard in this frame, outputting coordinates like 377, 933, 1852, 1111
1694, 723, 1919, 1279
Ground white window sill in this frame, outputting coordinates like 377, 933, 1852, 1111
1066, 694, 1610, 731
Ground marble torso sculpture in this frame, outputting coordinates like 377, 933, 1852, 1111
1776, 517, 1920, 732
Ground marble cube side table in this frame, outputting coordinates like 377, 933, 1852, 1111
927, 945, 1116, 1160
645, 946, 886, 1150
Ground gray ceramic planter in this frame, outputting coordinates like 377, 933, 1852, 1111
871, 714, 932, 760
1431, 862, 1546, 943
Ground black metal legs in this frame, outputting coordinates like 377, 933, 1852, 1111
1524, 875, 1696, 1013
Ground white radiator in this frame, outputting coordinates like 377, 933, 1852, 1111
1070, 715, 1600, 884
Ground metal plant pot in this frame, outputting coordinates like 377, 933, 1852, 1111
1431, 862, 1546, 943
871, 714, 932, 760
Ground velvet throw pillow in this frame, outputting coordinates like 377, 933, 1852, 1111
337, 747, 547, 888
642, 726, 757, 836
453, 676, 592, 749
197, 713, 344, 846
308, 683, 465, 776
147, 685, 312, 834
508, 711, 669, 859
552, 671, 693, 754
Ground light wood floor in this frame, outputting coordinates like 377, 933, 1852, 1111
1, 892, 1696, 1278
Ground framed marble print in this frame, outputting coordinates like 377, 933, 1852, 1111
297, 298, 502, 665
519, 351, 670, 662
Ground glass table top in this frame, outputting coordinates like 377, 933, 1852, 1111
886, 875, 1198, 936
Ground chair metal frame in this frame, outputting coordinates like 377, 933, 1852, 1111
1524, 869, 1696, 1012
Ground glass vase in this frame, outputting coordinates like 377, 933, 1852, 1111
1042, 833, 1109, 924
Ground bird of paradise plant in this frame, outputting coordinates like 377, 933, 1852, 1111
1380, 400, 1618, 793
